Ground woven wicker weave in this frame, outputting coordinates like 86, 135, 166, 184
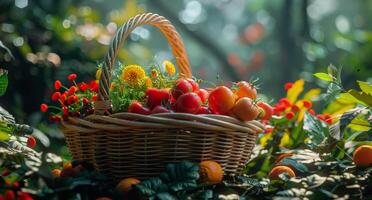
61, 13, 264, 183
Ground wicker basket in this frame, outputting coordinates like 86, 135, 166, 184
61, 13, 264, 183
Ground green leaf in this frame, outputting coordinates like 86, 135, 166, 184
324, 83, 343, 102
348, 117, 371, 131
357, 81, 372, 95
0, 72, 8, 96
340, 108, 364, 134
133, 177, 168, 197
314, 73, 333, 82
303, 112, 329, 150
0, 130, 10, 140
159, 161, 199, 192
156, 192, 178, 200
279, 158, 309, 173
348, 89, 372, 107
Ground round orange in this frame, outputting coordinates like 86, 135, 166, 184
199, 160, 224, 184
51, 169, 61, 178
268, 166, 296, 180
116, 178, 141, 193
353, 145, 372, 167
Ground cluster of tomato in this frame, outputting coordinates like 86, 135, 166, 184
40, 74, 99, 122
128, 78, 274, 122
0, 180, 33, 200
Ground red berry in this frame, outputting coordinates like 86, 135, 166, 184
27, 136, 37, 148
186, 78, 199, 92
303, 100, 312, 109
67, 73, 77, 81
78, 82, 89, 91
60, 93, 67, 103
146, 88, 170, 109
13, 182, 19, 188
196, 89, 209, 103
89, 80, 99, 92
176, 93, 201, 114
284, 82, 293, 90
308, 109, 315, 115
151, 105, 171, 114
1, 170, 10, 177
17, 192, 33, 200
317, 114, 325, 121
54, 80, 62, 90
291, 104, 300, 112
67, 95, 78, 104
257, 102, 274, 120
82, 98, 89, 105
92, 95, 98, 102
51, 92, 61, 102
197, 106, 212, 114
68, 86, 78, 95
285, 112, 295, 120
5, 191, 15, 200
325, 118, 333, 125
128, 101, 151, 115
265, 127, 274, 134
0, 195, 4, 200
171, 79, 193, 99
40, 104, 48, 112
279, 98, 291, 107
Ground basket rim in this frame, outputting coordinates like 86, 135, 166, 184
61, 112, 265, 135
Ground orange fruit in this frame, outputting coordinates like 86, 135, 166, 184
208, 86, 236, 114
233, 81, 257, 99
63, 162, 72, 170
268, 166, 296, 180
51, 169, 61, 178
199, 160, 224, 184
275, 153, 294, 164
353, 145, 372, 167
231, 97, 260, 121
116, 178, 141, 193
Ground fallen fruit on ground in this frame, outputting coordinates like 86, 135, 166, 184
268, 165, 296, 180
353, 145, 372, 167
116, 178, 141, 193
199, 160, 224, 184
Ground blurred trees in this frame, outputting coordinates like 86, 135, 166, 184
0, 0, 371, 123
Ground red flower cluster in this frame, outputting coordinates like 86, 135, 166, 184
317, 113, 333, 125
273, 98, 314, 120
40, 74, 98, 122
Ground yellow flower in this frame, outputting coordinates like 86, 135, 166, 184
121, 64, 146, 86
110, 82, 117, 91
145, 77, 152, 88
163, 60, 176, 76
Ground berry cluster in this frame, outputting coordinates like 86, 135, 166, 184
40, 74, 98, 122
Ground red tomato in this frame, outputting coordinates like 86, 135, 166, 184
257, 102, 274, 120
171, 79, 193, 99
232, 97, 259, 121
233, 81, 257, 99
27, 136, 37, 148
176, 93, 202, 114
197, 106, 213, 114
208, 86, 235, 114
128, 101, 151, 115
146, 88, 170, 109
151, 105, 172, 114
196, 89, 209, 103
186, 78, 200, 92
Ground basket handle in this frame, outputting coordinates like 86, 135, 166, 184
95, 13, 192, 114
